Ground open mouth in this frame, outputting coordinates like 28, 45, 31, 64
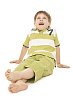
39, 23, 44, 25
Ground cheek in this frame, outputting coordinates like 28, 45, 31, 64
34, 23, 37, 27
47, 22, 50, 26
34, 23, 39, 28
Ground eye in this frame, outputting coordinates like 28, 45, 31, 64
37, 17, 40, 19
43, 17, 46, 19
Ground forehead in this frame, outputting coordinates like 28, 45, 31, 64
36, 13, 48, 18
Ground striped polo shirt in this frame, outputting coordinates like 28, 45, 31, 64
23, 28, 60, 60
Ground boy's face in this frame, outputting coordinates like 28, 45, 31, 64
34, 13, 51, 31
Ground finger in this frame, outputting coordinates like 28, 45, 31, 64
58, 65, 70, 68
9, 61, 16, 63
63, 66, 70, 68
60, 65, 70, 68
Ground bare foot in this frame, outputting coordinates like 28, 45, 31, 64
8, 80, 28, 93
5, 69, 23, 82
5, 69, 11, 80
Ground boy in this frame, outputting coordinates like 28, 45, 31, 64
5, 11, 70, 93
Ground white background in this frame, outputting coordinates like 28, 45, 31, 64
0, 0, 73, 100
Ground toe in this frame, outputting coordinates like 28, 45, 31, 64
7, 69, 11, 73
5, 69, 11, 76
8, 84, 15, 93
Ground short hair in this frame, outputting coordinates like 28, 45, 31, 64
34, 11, 51, 23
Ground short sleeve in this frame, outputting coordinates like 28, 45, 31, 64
23, 35, 30, 48
53, 29, 60, 47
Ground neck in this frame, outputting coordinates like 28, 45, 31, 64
37, 29, 47, 32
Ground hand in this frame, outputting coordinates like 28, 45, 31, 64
9, 60, 22, 64
57, 63, 70, 68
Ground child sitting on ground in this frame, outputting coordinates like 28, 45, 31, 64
5, 10, 70, 93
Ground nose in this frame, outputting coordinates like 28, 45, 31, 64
40, 18, 43, 21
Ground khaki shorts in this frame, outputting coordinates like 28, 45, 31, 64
14, 54, 55, 82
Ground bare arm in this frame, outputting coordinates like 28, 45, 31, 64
56, 47, 70, 68
18, 46, 28, 61
10, 46, 28, 64
56, 47, 60, 65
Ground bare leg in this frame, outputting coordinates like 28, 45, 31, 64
5, 68, 34, 82
8, 80, 28, 93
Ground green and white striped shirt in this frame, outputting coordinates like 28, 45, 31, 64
23, 29, 60, 60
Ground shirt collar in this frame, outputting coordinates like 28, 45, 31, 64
31, 28, 52, 34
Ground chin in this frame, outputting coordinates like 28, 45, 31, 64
38, 27, 45, 30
